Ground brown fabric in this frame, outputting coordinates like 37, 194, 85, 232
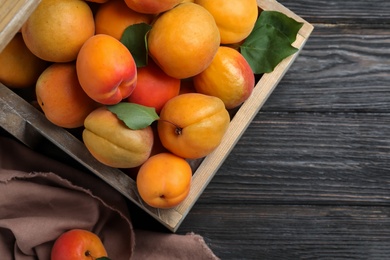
132, 230, 218, 260
0, 136, 219, 260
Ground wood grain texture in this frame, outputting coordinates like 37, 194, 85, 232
198, 112, 390, 205
179, 205, 390, 259
263, 27, 390, 112
279, 0, 390, 25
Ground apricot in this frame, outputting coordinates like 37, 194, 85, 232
51, 229, 108, 260
126, 59, 181, 114
35, 63, 99, 129
157, 93, 230, 159
83, 106, 154, 168
195, 0, 258, 44
193, 46, 255, 109
21, 0, 95, 62
76, 34, 137, 105
124, 0, 182, 14
147, 2, 220, 79
95, 0, 154, 40
0, 33, 48, 88
136, 153, 192, 209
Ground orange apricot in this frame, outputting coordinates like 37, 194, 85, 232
195, 0, 258, 44
21, 0, 95, 62
124, 0, 182, 14
127, 59, 180, 114
157, 93, 230, 159
136, 152, 192, 209
0, 33, 48, 88
83, 106, 154, 168
94, 0, 154, 40
51, 229, 108, 260
35, 62, 99, 129
193, 46, 255, 109
76, 34, 137, 105
147, 2, 220, 79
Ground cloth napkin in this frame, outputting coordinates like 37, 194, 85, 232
0, 136, 219, 260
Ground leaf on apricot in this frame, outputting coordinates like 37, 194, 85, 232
120, 23, 151, 68
96, 257, 111, 260
240, 11, 304, 74
108, 103, 159, 130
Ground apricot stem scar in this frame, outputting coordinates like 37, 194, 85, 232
175, 127, 183, 135
85, 250, 94, 259
158, 119, 183, 135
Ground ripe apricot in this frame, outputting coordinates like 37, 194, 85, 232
83, 106, 154, 168
195, 0, 258, 44
21, 0, 95, 62
157, 93, 230, 159
35, 63, 99, 129
126, 59, 180, 114
0, 33, 48, 88
124, 0, 182, 14
76, 34, 137, 105
136, 153, 192, 209
51, 229, 108, 260
147, 2, 220, 79
193, 46, 255, 109
95, 0, 154, 40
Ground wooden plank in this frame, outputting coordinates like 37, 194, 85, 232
279, 0, 390, 24
263, 26, 390, 112
0, 0, 41, 52
177, 204, 390, 259
197, 112, 390, 205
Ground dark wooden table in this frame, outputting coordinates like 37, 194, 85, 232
130, 0, 390, 259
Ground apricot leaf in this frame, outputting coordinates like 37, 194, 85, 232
96, 257, 111, 260
257, 11, 304, 44
240, 11, 304, 74
240, 24, 298, 74
120, 23, 151, 67
108, 102, 159, 130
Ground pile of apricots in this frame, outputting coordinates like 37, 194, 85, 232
0, 0, 259, 209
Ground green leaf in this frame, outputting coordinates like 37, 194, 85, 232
120, 23, 152, 67
241, 24, 298, 74
96, 257, 111, 260
240, 11, 304, 74
257, 11, 304, 44
107, 103, 159, 130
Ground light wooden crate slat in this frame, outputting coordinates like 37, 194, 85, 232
0, 0, 41, 52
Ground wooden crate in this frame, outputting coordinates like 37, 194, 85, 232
0, 0, 313, 232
